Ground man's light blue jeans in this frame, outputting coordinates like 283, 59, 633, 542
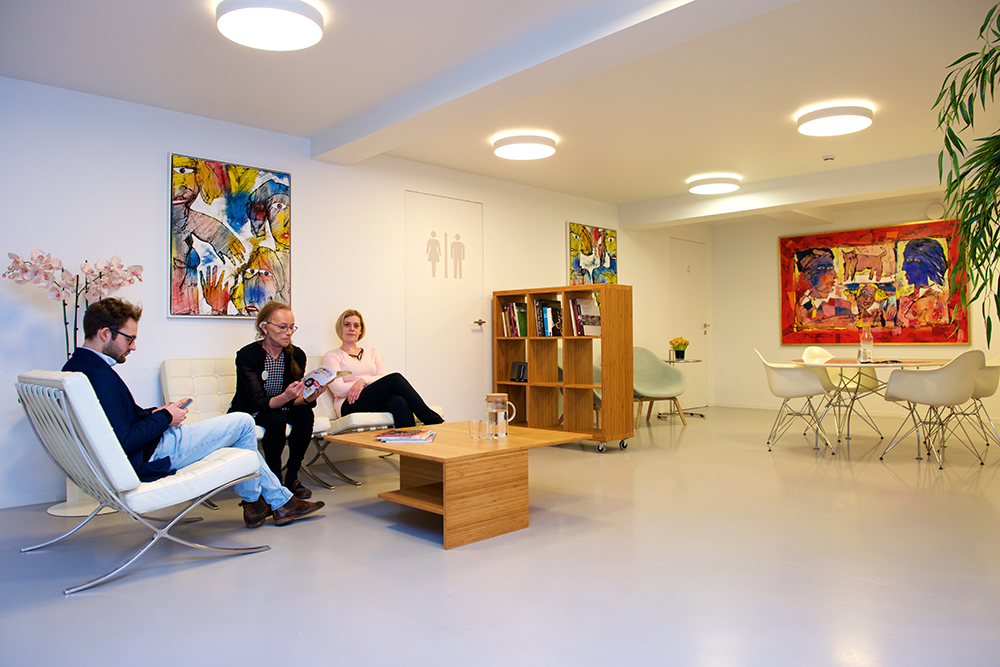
150, 413, 293, 509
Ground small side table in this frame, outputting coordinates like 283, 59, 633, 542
660, 359, 706, 419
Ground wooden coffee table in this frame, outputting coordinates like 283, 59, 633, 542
324, 421, 588, 549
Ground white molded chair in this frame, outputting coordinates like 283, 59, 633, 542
949, 355, 1000, 449
17, 370, 268, 595
755, 350, 834, 454
802, 346, 882, 441
633, 347, 687, 427
881, 350, 986, 468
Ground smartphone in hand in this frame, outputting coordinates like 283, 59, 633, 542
178, 398, 193, 409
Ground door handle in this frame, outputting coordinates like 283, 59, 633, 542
474, 319, 486, 326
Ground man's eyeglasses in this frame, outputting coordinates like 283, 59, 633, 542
266, 322, 298, 333
111, 329, 137, 345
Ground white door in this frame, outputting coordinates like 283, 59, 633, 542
404, 191, 486, 420
670, 238, 710, 408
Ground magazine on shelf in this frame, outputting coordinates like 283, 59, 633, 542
374, 428, 436, 443
302, 367, 352, 401
571, 298, 601, 336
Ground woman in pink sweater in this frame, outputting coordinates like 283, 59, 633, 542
322, 309, 444, 427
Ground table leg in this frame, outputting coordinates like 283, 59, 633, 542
443, 451, 529, 549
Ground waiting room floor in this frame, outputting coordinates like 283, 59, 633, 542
2, 406, 999, 666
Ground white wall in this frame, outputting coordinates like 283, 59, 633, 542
710, 202, 997, 417
0, 76, 622, 509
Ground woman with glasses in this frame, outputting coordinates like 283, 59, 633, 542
229, 301, 316, 500
323, 309, 444, 427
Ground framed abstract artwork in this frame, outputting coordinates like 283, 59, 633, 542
779, 219, 967, 345
568, 222, 617, 285
169, 153, 291, 317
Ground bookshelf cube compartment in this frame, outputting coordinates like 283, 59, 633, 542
562, 338, 594, 385
527, 386, 560, 429
528, 339, 559, 384
495, 339, 527, 384
564, 387, 598, 434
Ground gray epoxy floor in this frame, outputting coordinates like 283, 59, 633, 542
2, 407, 999, 666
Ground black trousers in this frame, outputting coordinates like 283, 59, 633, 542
341, 372, 443, 427
255, 404, 314, 485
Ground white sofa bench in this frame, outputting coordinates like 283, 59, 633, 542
159, 356, 395, 487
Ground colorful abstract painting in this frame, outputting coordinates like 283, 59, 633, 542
780, 220, 967, 345
170, 154, 290, 317
568, 223, 617, 285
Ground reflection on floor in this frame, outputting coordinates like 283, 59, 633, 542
2, 407, 1000, 666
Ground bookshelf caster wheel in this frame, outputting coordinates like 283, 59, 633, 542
620, 439, 628, 450
597, 442, 607, 453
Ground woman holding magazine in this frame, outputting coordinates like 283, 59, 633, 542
323, 309, 444, 428
229, 301, 316, 500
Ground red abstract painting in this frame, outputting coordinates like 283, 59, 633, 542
780, 220, 967, 345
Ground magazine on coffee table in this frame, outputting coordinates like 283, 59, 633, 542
302, 367, 352, 401
374, 428, 436, 443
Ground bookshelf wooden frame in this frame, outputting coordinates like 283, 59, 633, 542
493, 284, 634, 450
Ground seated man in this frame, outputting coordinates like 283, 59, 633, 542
62, 297, 324, 529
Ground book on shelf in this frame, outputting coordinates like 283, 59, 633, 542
534, 299, 563, 336
374, 428, 436, 443
501, 302, 528, 337
569, 298, 601, 336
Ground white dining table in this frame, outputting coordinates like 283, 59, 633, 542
792, 358, 947, 444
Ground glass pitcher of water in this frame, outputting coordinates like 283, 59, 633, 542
486, 393, 517, 439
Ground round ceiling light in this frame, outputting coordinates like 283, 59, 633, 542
493, 135, 557, 160
796, 105, 873, 136
687, 175, 741, 195
217, 0, 324, 51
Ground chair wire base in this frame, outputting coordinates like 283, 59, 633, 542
21, 472, 270, 595
768, 397, 834, 455
880, 403, 984, 469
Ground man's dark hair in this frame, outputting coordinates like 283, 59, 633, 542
82, 298, 143, 340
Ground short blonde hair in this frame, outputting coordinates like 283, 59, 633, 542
335, 309, 366, 341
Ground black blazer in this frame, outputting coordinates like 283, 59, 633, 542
229, 341, 315, 414
62, 347, 173, 481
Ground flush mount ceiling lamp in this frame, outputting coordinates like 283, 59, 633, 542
796, 105, 874, 136
493, 135, 557, 160
687, 175, 741, 195
216, 0, 324, 51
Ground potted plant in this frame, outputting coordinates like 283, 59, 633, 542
935, 2, 1000, 342
669, 336, 689, 361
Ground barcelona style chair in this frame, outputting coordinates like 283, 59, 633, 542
17, 370, 269, 594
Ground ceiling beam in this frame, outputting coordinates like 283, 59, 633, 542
310, 0, 803, 164
618, 155, 944, 228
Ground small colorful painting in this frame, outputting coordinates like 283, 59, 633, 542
170, 153, 291, 317
568, 223, 617, 285
780, 220, 967, 344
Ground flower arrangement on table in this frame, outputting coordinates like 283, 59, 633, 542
4, 249, 143, 360
669, 336, 689, 360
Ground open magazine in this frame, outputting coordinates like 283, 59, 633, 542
302, 366, 352, 401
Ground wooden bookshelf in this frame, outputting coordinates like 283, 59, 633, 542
493, 284, 634, 451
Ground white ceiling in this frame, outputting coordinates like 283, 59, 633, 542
1, 0, 992, 225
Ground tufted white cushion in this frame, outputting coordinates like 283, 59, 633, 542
22, 370, 141, 493
122, 446, 258, 515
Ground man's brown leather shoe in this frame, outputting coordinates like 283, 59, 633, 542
240, 496, 271, 529
272, 497, 325, 526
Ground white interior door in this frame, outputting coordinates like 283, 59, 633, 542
670, 238, 710, 408
405, 191, 485, 421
